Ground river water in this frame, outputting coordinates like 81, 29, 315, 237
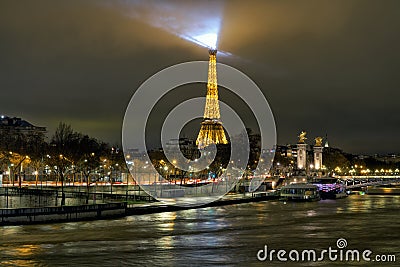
0, 194, 399, 266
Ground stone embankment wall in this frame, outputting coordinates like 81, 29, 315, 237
0, 202, 127, 225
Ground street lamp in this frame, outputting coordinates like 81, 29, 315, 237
163, 166, 168, 181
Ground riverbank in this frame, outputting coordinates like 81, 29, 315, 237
0, 192, 278, 226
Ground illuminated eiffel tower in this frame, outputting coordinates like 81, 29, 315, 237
196, 49, 228, 149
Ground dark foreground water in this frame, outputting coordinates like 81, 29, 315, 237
0, 195, 399, 266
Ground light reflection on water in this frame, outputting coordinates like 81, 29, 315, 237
0, 195, 399, 266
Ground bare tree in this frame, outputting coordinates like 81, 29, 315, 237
76, 135, 107, 204
48, 122, 80, 206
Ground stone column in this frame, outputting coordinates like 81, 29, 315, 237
297, 143, 307, 170
314, 146, 323, 170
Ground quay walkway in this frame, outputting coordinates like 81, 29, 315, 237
0, 192, 278, 226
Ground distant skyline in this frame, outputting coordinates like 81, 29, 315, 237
1, 0, 400, 154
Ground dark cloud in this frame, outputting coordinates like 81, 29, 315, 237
0, 0, 399, 154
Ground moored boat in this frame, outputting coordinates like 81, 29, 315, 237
280, 183, 320, 201
311, 177, 347, 199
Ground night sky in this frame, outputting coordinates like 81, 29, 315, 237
1, 0, 399, 154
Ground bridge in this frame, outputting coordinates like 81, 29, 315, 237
337, 176, 400, 189
269, 175, 400, 191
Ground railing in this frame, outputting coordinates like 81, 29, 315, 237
341, 177, 400, 189
0, 187, 57, 196
0, 202, 127, 217
346, 181, 384, 189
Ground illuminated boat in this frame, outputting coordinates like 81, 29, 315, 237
311, 177, 347, 199
280, 183, 320, 201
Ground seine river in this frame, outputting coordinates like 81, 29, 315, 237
0, 195, 399, 266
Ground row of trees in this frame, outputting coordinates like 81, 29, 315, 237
0, 122, 126, 205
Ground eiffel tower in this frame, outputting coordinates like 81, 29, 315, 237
196, 49, 228, 149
